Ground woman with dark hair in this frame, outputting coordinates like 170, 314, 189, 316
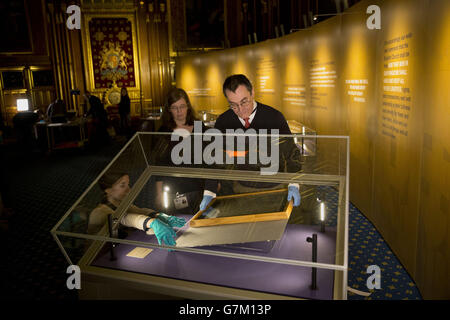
159, 87, 198, 132
153, 87, 206, 214
88, 171, 185, 246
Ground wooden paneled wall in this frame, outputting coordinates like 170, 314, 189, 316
47, 2, 82, 112
0, 0, 51, 67
140, 0, 172, 110
0, 0, 55, 125
78, 0, 172, 114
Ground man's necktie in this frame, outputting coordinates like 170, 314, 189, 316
244, 117, 250, 128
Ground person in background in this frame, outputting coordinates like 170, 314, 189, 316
45, 100, 74, 146
152, 87, 206, 215
88, 172, 185, 246
46, 99, 67, 123
0, 142, 14, 232
118, 87, 131, 135
199, 74, 302, 212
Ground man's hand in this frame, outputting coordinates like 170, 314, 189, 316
199, 195, 214, 211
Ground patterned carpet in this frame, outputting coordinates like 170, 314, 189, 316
0, 139, 126, 300
0, 137, 422, 300
318, 185, 422, 300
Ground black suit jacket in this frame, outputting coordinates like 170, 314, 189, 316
214, 102, 291, 134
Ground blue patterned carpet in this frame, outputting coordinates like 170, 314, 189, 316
318, 185, 422, 300
0, 139, 422, 300
0, 140, 126, 300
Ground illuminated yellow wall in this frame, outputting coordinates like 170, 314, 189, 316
249, 40, 281, 110
278, 31, 310, 124
371, 0, 425, 286
340, 1, 379, 222
230, 46, 253, 79
307, 16, 343, 135
175, 0, 450, 298
176, 51, 230, 115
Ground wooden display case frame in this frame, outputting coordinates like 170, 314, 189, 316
189, 188, 294, 228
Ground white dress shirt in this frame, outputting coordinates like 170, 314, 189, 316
237, 101, 258, 127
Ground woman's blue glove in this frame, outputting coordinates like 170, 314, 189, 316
150, 219, 177, 246
199, 195, 214, 211
157, 213, 186, 228
287, 185, 301, 207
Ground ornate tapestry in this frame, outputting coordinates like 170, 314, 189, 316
88, 18, 136, 89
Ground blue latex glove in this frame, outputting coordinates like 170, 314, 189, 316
157, 213, 186, 228
201, 207, 213, 218
150, 219, 177, 246
199, 195, 214, 211
287, 185, 301, 207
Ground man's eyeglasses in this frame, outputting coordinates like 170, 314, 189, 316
228, 98, 252, 111
170, 105, 187, 112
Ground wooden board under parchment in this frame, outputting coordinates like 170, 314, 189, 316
190, 188, 293, 227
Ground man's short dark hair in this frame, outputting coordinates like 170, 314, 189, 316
222, 74, 253, 96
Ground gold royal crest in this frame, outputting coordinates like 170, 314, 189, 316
100, 42, 128, 86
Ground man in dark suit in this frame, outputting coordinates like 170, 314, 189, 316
84, 91, 110, 146
199, 74, 302, 210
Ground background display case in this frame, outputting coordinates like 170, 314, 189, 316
51, 130, 349, 300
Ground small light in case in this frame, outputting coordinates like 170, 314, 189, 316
320, 202, 326, 233
320, 202, 325, 221
163, 186, 170, 209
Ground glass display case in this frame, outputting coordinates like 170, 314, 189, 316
287, 120, 317, 157
198, 110, 219, 128
51, 129, 349, 300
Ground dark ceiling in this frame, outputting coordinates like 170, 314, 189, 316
182, 0, 362, 49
